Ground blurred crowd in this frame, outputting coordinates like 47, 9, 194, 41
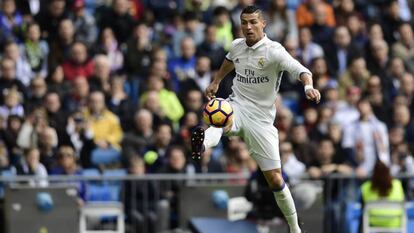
0, 0, 412, 213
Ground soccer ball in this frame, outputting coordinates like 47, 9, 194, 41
203, 98, 233, 127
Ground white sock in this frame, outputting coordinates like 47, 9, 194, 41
203, 127, 223, 149
273, 183, 301, 233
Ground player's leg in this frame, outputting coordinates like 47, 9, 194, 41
242, 123, 302, 233
191, 123, 232, 159
262, 169, 302, 233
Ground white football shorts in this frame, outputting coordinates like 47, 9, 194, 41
225, 102, 281, 171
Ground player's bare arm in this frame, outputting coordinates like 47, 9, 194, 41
300, 72, 321, 104
205, 58, 234, 100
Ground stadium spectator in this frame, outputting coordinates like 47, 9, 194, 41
20, 22, 49, 79
15, 147, 48, 187
158, 145, 191, 228
324, 26, 361, 78
274, 107, 294, 142
226, 140, 257, 175
0, 58, 28, 104
140, 75, 184, 127
280, 141, 306, 185
84, 91, 123, 167
168, 36, 197, 92
310, 57, 332, 91
392, 104, 414, 146
333, 86, 360, 128
0, 143, 12, 172
37, 126, 59, 171
338, 56, 370, 99
46, 65, 70, 97
308, 138, 353, 179
296, 27, 324, 68
125, 21, 153, 79
0, 0, 23, 43
88, 55, 111, 94
296, 0, 336, 28
35, 0, 68, 42
124, 156, 161, 233
98, 0, 136, 44
264, 0, 298, 42
386, 57, 407, 101
322, 80, 343, 108
366, 39, 390, 81
62, 42, 94, 81
48, 19, 76, 69
391, 23, 414, 71
44, 92, 67, 140
16, 108, 49, 149
289, 122, 317, 166
364, 75, 393, 125
309, 2, 335, 47
144, 123, 174, 172
230, 0, 254, 33
193, 147, 224, 173
64, 110, 95, 166
333, 0, 356, 26
398, 73, 414, 116
342, 98, 390, 177
212, 6, 233, 51
107, 75, 134, 129
69, 0, 98, 47
50, 145, 86, 200
63, 76, 90, 112
380, 0, 404, 44
345, 13, 367, 49
196, 24, 226, 71
26, 76, 47, 112
16, 0, 40, 19
96, 27, 124, 72
1, 115, 22, 162
182, 89, 203, 115
0, 87, 24, 120
122, 109, 155, 165
3, 41, 32, 86
390, 142, 414, 176
172, 11, 204, 57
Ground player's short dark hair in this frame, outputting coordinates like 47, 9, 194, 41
241, 5, 262, 16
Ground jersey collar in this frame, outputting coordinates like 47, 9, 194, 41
247, 34, 269, 50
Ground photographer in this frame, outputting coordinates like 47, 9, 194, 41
65, 110, 94, 168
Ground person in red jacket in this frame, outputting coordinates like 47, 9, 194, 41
61, 41, 94, 81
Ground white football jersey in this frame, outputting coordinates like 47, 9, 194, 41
226, 35, 311, 123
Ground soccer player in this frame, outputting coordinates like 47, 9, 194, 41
191, 5, 321, 233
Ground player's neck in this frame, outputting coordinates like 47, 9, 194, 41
246, 34, 265, 47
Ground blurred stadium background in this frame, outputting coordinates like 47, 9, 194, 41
0, 0, 413, 232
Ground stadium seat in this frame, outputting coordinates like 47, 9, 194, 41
82, 168, 100, 177
405, 202, 414, 233
0, 169, 15, 198
344, 202, 361, 233
91, 148, 121, 166
102, 169, 127, 202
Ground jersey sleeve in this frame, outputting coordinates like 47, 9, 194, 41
225, 38, 244, 61
270, 45, 312, 80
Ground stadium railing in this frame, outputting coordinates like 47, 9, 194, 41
0, 173, 413, 233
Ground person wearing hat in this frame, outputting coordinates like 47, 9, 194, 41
69, 0, 97, 47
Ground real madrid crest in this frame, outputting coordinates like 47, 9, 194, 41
258, 57, 265, 68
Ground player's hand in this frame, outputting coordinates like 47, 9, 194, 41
305, 88, 321, 104
205, 81, 220, 100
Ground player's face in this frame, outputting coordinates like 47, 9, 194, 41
240, 12, 266, 46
